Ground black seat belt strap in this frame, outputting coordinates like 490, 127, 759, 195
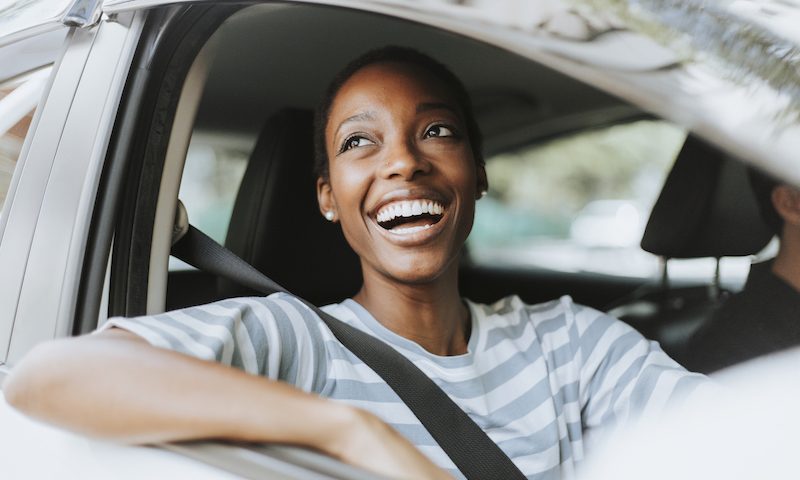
171, 225, 526, 480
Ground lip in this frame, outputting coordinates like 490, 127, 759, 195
367, 187, 451, 246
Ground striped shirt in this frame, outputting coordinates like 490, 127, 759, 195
102, 293, 706, 479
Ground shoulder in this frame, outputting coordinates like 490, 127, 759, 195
476, 294, 617, 333
476, 294, 567, 321
472, 295, 624, 357
221, 292, 327, 324
102, 291, 334, 351
485, 296, 658, 371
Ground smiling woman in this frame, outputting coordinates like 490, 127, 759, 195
317, 53, 484, 356
4, 46, 709, 480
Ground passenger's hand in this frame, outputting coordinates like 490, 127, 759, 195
321, 406, 453, 480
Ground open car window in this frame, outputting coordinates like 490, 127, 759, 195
169, 135, 250, 272
469, 120, 761, 288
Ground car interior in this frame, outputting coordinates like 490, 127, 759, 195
161, 2, 650, 306
607, 136, 773, 365
90, 2, 775, 373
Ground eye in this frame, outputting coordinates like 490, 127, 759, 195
339, 135, 375, 154
424, 124, 456, 139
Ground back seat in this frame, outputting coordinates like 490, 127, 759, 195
608, 135, 774, 365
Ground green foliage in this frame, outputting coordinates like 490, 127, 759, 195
487, 120, 683, 214
471, 120, 685, 246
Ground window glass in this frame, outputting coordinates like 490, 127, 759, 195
469, 119, 751, 284
170, 134, 251, 270
0, 67, 51, 213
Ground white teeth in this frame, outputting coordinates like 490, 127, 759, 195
376, 199, 445, 224
390, 224, 433, 235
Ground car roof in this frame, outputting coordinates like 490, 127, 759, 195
10, 0, 799, 184
181, 0, 799, 186
190, 3, 644, 159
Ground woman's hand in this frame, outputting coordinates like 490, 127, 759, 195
319, 406, 453, 480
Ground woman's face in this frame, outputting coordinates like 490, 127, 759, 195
318, 61, 486, 285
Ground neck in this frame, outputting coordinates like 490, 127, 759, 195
772, 226, 800, 294
354, 262, 469, 356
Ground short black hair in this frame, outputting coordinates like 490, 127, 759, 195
748, 167, 783, 235
313, 46, 483, 179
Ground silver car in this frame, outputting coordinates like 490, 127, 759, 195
1, 0, 798, 477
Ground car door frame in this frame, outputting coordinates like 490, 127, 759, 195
5, 0, 798, 375
0, 10, 145, 372
89, 1, 800, 342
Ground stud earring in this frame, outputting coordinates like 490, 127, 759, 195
480, 190, 488, 198
324, 211, 335, 221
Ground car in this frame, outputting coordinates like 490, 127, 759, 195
1, 0, 798, 477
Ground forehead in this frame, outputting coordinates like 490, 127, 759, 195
328, 61, 459, 122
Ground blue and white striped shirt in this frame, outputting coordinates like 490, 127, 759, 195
102, 293, 706, 479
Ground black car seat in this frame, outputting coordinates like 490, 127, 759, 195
607, 135, 774, 365
220, 108, 362, 306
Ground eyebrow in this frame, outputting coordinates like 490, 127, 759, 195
334, 111, 377, 139
333, 103, 459, 140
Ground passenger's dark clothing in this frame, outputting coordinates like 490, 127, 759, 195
687, 261, 800, 373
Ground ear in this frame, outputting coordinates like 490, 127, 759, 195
476, 165, 489, 199
317, 176, 338, 222
772, 185, 800, 227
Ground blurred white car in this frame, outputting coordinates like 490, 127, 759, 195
1, 0, 799, 477
570, 200, 643, 248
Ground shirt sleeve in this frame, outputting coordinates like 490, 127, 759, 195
561, 297, 709, 429
96, 292, 330, 393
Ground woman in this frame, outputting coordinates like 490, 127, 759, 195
4, 47, 706, 479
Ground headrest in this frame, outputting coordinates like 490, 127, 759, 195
640, 135, 773, 258
221, 109, 362, 304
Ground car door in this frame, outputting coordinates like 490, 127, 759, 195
0, 1, 71, 373
0, 1, 144, 372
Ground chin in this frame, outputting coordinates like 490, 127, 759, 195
381, 253, 456, 285
391, 269, 442, 285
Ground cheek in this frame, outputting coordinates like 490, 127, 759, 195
328, 161, 373, 225
445, 149, 478, 191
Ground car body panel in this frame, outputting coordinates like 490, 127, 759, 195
0, 390, 386, 479
0, 11, 143, 364
0, 392, 243, 479
0, 29, 69, 82
0, 28, 85, 362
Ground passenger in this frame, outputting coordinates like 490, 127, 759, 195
3, 47, 708, 480
687, 170, 800, 373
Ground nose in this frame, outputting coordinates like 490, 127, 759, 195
379, 138, 432, 180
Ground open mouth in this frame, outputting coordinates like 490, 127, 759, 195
375, 199, 445, 235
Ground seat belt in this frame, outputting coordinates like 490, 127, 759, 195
171, 225, 526, 480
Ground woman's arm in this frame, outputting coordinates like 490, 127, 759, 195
3, 329, 451, 479
570, 304, 708, 427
